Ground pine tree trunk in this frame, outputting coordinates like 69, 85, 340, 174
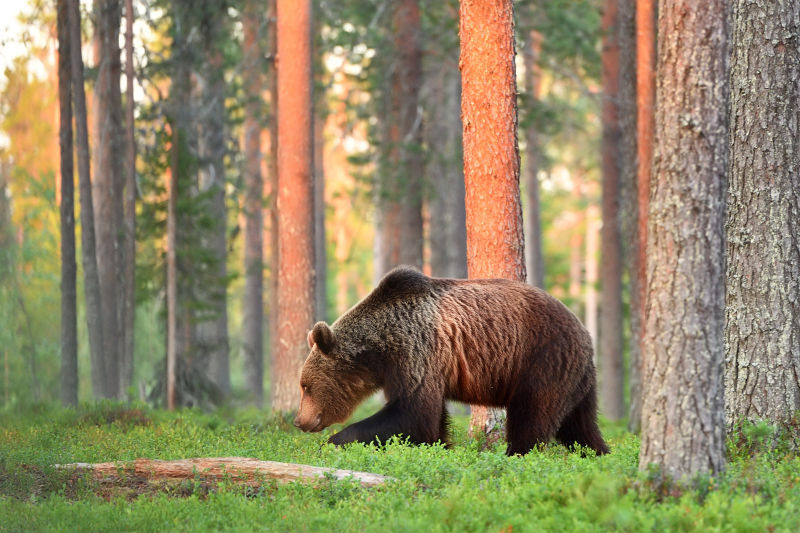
313, 86, 327, 322
617, 0, 638, 429
585, 203, 599, 352
599, 0, 624, 421
629, 0, 656, 433
57, 0, 78, 408
523, 28, 544, 289
725, 0, 800, 429
121, 0, 136, 402
266, 0, 279, 409
242, 0, 265, 407
426, 55, 467, 279
460, 0, 525, 443
68, 0, 106, 402
273, 0, 315, 412
91, 0, 124, 399
639, 0, 729, 478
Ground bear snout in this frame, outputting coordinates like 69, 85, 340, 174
294, 414, 323, 433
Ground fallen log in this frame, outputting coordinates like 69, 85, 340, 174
55, 457, 393, 488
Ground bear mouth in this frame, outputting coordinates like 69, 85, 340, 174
307, 416, 324, 433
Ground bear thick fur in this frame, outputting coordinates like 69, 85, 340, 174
294, 267, 609, 456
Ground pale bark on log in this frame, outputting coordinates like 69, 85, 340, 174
55, 457, 393, 488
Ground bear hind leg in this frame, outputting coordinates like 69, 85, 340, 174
505, 386, 562, 456
555, 385, 610, 456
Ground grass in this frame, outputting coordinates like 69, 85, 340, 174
1, 403, 799, 532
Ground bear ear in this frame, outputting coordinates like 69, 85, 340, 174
310, 321, 335, 357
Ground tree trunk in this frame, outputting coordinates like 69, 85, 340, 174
629, 0, 656, 433
68, 0, 106, 402
599, 0, 624, 421
242, 0, 265, 407
121, 0, 136, 402
313, 79, 327, 322
91, 0, 124, 399
523, 29, 544, 289
266, 0, 280, 409
618, 0, 638, 429
426, 54, 467, 279
725, 0, 800, 429
195, 3, 230, 397
376, 0, 424, 277
460, 0, 525, 443
638, 0, 728, 479
273, 0, 315, 412
57, 0, 78, 408
585, 203, 599, 352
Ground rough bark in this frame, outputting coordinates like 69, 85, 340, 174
599, 0, 624, 421
523, 29, 544, 289
195, 2, 230, 396
273, 0, 315, 411
57, 0, 78, 408
91, 0, 124, 399
121, 0, 136, 401
56, 457, 393, 488
426, 55, 467, 279
725, 0, 800, 429
460, 0, 525, 441
630, 0, 656, 432
242, 0, 265, 406
638, 0, 728, 478
68, 0, 106, 402
376, 0, 424, 276
618, 0, 638, 429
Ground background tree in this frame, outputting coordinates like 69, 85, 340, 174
57, 0, 78, 407
629, 0, 656, 432
639, 0, 729, 478
725, 0, 800, 429
273, 0, 315, 411
460, 0, 525, 441
599, 0, 624, 421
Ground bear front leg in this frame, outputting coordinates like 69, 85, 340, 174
328, 398, 444, 447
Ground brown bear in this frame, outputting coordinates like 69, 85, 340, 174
293, 267, 609, 456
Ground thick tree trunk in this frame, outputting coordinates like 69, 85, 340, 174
460, 0, 525, 442
57, 457, 393, 488
121, 0, 136, 401
91, 0, 124, 399
725, 0, 800, 429
426, 56, 467, 279
195, 4, 230, 396
68, 0, 106, 402
242, 0, 265, 407
617, 0, 637, 429
629, 0, 656, 433
273, 0, 315, 412
599, 0, 624, 421
523, 29, 544, 289
57, 0, 78, 408
376, 0, 424, 276
638, 0, 728, 478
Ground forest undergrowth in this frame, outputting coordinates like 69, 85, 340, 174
1, 403, 798, 532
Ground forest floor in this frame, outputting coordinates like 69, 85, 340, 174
1, 402, 799, 532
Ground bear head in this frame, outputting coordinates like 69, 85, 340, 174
293, 321, 378, 433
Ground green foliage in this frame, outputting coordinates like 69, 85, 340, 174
2, 405, 799, 531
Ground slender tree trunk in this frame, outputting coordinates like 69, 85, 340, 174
725, 0, 800, 429
618, 0, 638, 428
166, 145, 178, 411
57, 0, 78, 408
377, 0, 424, 276
629, 0, 656, 432
460, 0, 525, 443
585, 203, 599, 352
242, 0, 264, 406
121, 0, 136, 401
427, 58, 467, 279
68, 0, 106, 401
273, 0, 315, 411
599, 0, 624, 420
523, 29, 544, 289
266, 0, 279, 408
195, 3, 230, 396
638, 0, 729, 479
91, 0, 124, 399
313, 79, 327, 322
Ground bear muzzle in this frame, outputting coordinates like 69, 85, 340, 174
294, 413, 323, 432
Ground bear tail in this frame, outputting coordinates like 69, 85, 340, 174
555, 381, 610, 456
